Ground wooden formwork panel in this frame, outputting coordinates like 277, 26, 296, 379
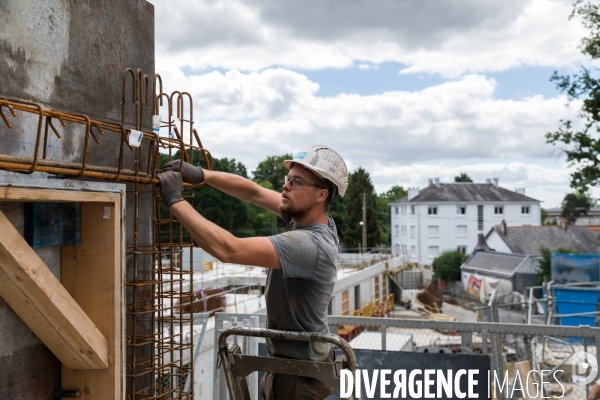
0, 186, 124, 399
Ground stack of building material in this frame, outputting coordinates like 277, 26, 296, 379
180, 288, 226, 315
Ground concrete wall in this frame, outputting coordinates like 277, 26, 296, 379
486, 230, 513, 253
0, 1, 154, 398
329, 262, 388, 316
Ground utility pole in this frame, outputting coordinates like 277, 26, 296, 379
362, 192, 367, 254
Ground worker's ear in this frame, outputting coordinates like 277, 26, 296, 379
315, 188, 328, 203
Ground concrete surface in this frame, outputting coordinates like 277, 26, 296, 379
0, 1, 155, 397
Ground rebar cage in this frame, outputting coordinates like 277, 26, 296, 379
0, 68, 212, 399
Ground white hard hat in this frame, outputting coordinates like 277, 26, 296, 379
284, 145, 349, 197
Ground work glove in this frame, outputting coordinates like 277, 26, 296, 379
162, 160, 204, 184
157, 171, 184, 208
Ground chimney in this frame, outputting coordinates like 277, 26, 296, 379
434, 177, 440, 187
486, 179, 491, 184
515, 187, 525, 195
428, 178, 433, 186
492, 178, 499, 187
407, 187, 420, 201
561, 217, 568, 231
474, 233, 494, 253
501, 219, 507, 235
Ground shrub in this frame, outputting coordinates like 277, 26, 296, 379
432, 250, 468, 282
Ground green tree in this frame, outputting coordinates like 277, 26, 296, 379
432, 250, 468, 282
546, 1, 600, 192
561, 192, 595, 224
382, 185, 408, 202
538, 246, 576, 284
252, 154, 292, 192
541, 208, 549, 225
329, 194, 347, 242
376, 186, 408, 246
454, 173, 473, 182
251, 153, 292, 231
342, 167, 380, 249
191, 157, 250, 234
246, 180, 278, 236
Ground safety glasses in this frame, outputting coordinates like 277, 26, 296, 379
284, 175, 324, 190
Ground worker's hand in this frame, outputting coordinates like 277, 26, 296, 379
162, 160, 204, 184
157, 171, 184, 207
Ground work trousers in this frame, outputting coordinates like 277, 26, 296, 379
260, 372, 333, 400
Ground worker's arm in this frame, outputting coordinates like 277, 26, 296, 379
170, 201, 281, 268
158, 171, 280, 267
203, 169, 282, 216
163, 160, 282, 216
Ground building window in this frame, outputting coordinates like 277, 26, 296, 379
522, 206, 530, 214
411, 205, 415, 215
395, 207, 398, 215
427, 225, 439, 237
354, 285, 361, 310
382, 274, 387, 298
477, 205, 483, 231
456, 225, 467, 237
457, 245, 467, 254
494, 206, 503, 215
374, 276, 380, 301
394, 225, 399, 237
410, 226, 416, 238
410, 246, 416, 256
457, 206, 466, 215
428, 246, 439, 258
428, 206, 437, 215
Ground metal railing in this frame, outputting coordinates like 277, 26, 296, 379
212, 313, 600, 400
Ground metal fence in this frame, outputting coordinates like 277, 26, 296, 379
213, 313, 600, 400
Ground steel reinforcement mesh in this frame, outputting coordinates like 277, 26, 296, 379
0, 69, 212, 399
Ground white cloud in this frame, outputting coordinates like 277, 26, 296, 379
151, 0, 591, 206
154, 0, 588, 76
358, 64, 378, 71
154, 66, 581, 205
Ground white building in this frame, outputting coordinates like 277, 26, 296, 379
389, 178, 541, 265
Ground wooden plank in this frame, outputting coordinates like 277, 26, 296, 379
62, 201, 123, 399
0, 187, 118, 203
0, 210, 108, 369
514, 361, 543, 399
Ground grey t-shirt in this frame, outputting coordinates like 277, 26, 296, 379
266, 214, 338, 362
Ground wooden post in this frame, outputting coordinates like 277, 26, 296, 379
362, 192, 367, 269
62, 202, 123, 398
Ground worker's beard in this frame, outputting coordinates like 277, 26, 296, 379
278, 200, 310, 221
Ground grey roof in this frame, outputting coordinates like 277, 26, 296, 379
390, 183, 539, 204
461, 251, 540, 278
487, 225, 600, 254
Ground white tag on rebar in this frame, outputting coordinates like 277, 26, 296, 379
128, 130, 143, 147
152, 115, 161, 134
103, 206, 111, 219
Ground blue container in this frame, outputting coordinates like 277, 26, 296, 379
553, 287, 600, 327
551, 253, 600, 284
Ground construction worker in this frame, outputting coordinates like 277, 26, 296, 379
157, 145, 348, 400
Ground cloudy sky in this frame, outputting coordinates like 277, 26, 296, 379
153, 0, 593, 207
